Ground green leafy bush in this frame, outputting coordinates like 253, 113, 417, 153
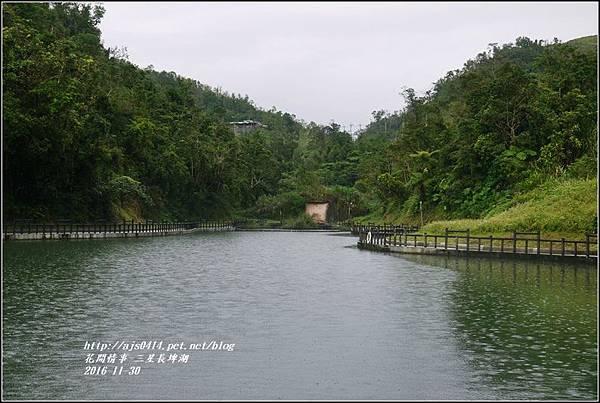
282, 213, 320, 229
105, 176, 153, 207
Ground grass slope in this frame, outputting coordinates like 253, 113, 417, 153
422, 178, 597, 239
353, 177, 597, 239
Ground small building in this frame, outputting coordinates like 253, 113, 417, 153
229, 120, 267, 134
305, 201, 334, 224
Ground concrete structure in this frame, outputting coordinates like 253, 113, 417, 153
229, 120, 266, 134
358, 242, 597, 265
305, 201, 332, 224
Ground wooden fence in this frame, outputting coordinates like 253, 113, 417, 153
348, 222, 419, 235
2, 219, 236, 240
357, 225, 598, 259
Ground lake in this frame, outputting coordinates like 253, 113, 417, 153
2, 231, 597, 400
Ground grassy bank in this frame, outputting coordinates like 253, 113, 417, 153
354, 177, 598, 240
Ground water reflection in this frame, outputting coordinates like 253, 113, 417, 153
402, 255, 597, 400
2, 239, 155, 399
3, 235, 598, 400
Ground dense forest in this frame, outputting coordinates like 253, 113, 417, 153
358, 36, 597, 228
2, 3, 597, 232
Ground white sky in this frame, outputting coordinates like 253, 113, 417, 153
99, 1, 598, 131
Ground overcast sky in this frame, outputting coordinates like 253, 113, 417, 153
99, 2, 598, 131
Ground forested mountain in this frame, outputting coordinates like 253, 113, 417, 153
2, 3, 597, 232
355, 36, 597, 230
2, 3, 350, 221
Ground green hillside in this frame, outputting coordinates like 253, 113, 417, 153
2, 3, 306, 221
567, 35, 597, 54
352, 35, 597, 234
2, 2, 597, 232
422, 177, 597, 237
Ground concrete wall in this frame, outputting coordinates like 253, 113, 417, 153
305, 202, 329, 223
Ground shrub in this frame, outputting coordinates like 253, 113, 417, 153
105, 176, 153, 207
282, 213, 320, 229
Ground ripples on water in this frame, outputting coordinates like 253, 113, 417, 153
3, 232, 597, 400
403, 254, 597, 400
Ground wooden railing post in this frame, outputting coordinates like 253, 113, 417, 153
444, 228, 448, 250
513, 232, 517, 253
561, 238, 566, 256
537, 230, 541, 255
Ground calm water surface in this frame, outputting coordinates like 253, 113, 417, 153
3, 232, 597, 400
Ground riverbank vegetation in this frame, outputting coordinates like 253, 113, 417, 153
3, 3, 597, 234
421, 177, 597, 239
